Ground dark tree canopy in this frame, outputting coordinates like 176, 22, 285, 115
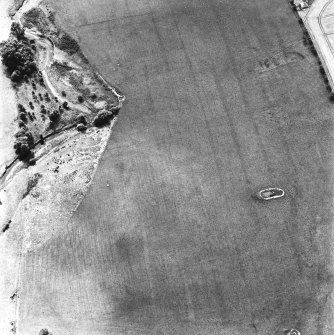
49, 110, 60, 122
10, 22, 25, 40
93, 110, 114, 127
77, 113, 87, 125
14, 128, 34, 160
1, 38, 36, 82
39, 329, 52, 335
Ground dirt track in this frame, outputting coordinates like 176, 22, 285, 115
15, 0, 334, 334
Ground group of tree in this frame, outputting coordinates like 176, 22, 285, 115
14, 127, 34, 161
93, 109, 115, 127
1, 23, 37, 83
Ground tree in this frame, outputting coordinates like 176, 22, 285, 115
78, 95, 84, 103
93, 110, 113, 127
11, 70, 21, 82
77, 113, 87, 125
111, 106, 120, 116
49, 110, 60, 122
18, 104, 26, 113
76, 123, 87, 132
62, 101, 69, 109
39, 329, 52, 335
1, 39, 36, 82
19, 112, 28, 122
14, 141, 31, 160
10, 22, 24, 40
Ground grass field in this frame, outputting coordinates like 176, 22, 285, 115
16, 0, 334, 334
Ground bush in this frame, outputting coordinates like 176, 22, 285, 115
62, 101, 69, 110
1, 37, 37, 82
49, 110, 60, 122
13, 129, 34, 160
18, 104, 26, 113
56, 32, 80, 55
76, 123, 87, 132
320, 66, 325, 75
77, 113, 87, 125
1, 40, 37, 81
19, 112, 28, 122
39, 329, 52, 335
15, 129, 34, 145
11, 70, 21, 82
18, 121, 26, 128
111, 106, 120, 116
93, 110, 114, 127
10, 22, 25, 40
14, 141, 31, 160
311, 47, 317, 56
61, 91, 66, 97
78, 95, 84, 103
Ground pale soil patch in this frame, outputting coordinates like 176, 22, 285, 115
8, 125, 112, 254
0, 120, 115, 334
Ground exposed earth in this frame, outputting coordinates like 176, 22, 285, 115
2, 0, 334, 334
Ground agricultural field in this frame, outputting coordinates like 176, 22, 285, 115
15, 0, 334, 334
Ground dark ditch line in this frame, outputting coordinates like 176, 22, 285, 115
2, 220, 11, 233
10, 290, 18, 301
